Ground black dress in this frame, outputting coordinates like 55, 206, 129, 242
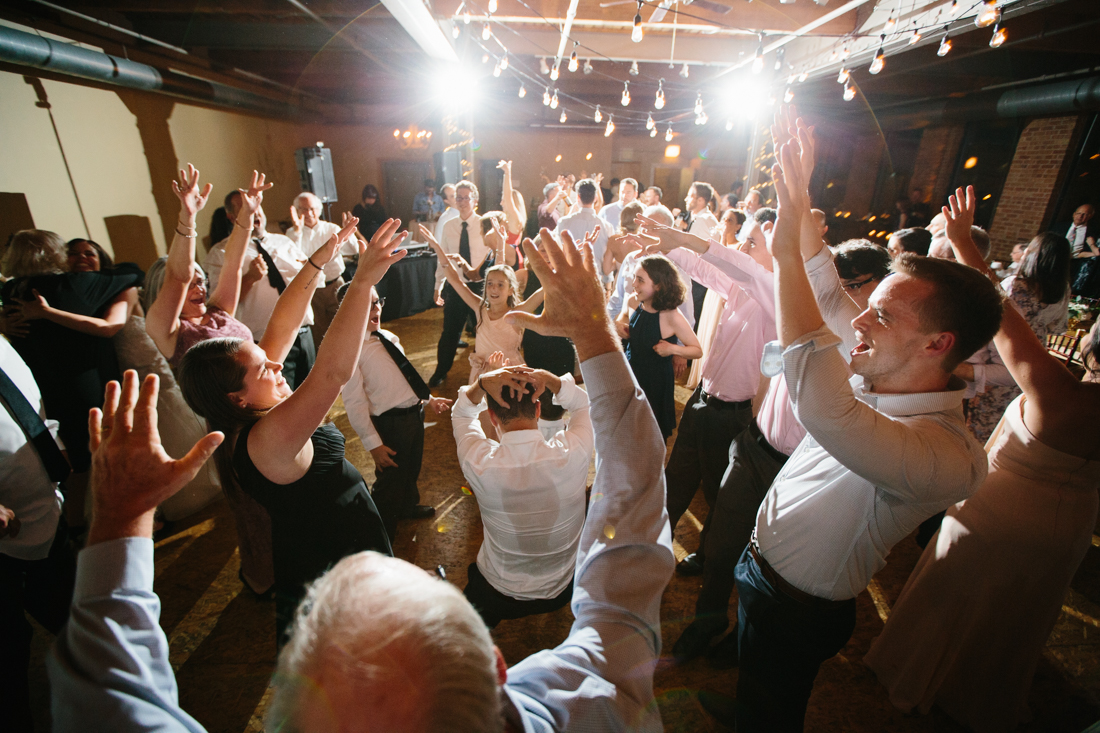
0, 265, 143, 472
625, 307, 677, 440
352, 202, 388, 241
233, 421, 392, 645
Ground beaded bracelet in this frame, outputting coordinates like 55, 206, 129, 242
175, 228, 197, 238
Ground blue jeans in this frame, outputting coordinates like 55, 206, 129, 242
734, 547, 857, 732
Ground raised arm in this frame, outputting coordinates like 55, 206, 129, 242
208, 171, 272, 316
419, 224, 484, 312
514, 287, 544, 313
145, 165, 212, 358
498, 160, 527, 235
17, 287, 137, 338
772, 106, 823, 262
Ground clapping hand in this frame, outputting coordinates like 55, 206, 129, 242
172, 164, 213, 220
244, 255, 268, 285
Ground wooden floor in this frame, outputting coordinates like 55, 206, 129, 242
29, 306, 1100, 732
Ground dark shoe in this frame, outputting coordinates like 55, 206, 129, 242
672, 619, 728, 662
428, 373, 445, 388
676, 552, 705, 576
706, 625, 740, 669
457, 340, 469, 348
400, 504, 436, 520
698, 690, 737, 728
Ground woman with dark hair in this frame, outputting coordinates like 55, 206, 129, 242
1, 229, 142, 523
66, 238, 113, 272
178, 217, 403, 647
960, 232, 1071, 440
352, 184, 388, 240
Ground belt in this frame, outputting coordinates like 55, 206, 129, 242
748, 419, 790, 463
378, 402, 423, 418
749, 531, 848, 610
699, 390, 751, 411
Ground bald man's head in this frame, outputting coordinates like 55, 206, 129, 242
294, 193, 323, 228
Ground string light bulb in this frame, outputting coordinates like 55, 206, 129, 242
463, 7, 470, 24
909, 27, 922, 45
550, 62, 560, 81
569, 45, 579, 72
798, 70, 808, 83
518, 83, 526, 98
884, 15, 896, 33
694, 92, 703, 115
752, 34, 765, 74
665, 124, 674, 142
949, 0, 960, 16
540, 57, 550, 74
605, 115, 615, 137
452, 23, 460, 39
989, 22, 1006, 47
622, 81, 631, 106
560, 109, 568, 123
594, 105, 603, 123
543, 86, 551, 106
655, 79, 666, 109
550, 90, 559, 109
830, 47, 839, 61
493, 60, 502, 77
837, 67, 850, 84
500, 53, 508, 70
843, 80, 856, 101
646, 113, 655, 130
938, 27, 953, 56
583, 58, 594, 74
488, 0, 497, 12
632, 1, 644, 43
650, 126, 658, 137
680, 63, 690, 78
975, 0, 1000, 28
774, 47, 785, 71
869, 36, 886, 74
784, 87, 794, 103
840, 41, 851, 60
482, 22, 491, 40
630, 60, 639, 76
695, 109, 708, 126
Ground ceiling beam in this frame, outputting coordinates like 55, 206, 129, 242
380, 0, 457, 62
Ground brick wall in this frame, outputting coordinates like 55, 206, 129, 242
987, 115, 1084, 260
910, 124, 965, 208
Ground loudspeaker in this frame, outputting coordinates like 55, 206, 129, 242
294, 146, 338, 203
434, 150, 462, 185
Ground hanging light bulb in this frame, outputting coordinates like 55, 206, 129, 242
975, 0, 1000, 28
695, 110, 708, 126
560, 109, 568, 123
540, 57, 550, 74
751, 34, 765, 74
909, 27, 922, 45
650, 126, 658, 137
646, 113, 655, 130
568, 50, 579, 72
784, 87, 794, 103
798, 70, 808, 83
630, 60, 639, 76
787, 73, 796, 85
594, 105, 603, 123
837, 67, 850, 84
543, 86, 551, 106
482, 22, 491, 40
869, 36, 886, 74
583, 58, 593, 74
620, 82, 630, 106
989, 21, 1006, 47
482, 53, 489, 64
488, 0, 498, 11
493, 60, 502, 77
884, 15, 896, 33
830, 47, 839, 61
632, 1, 644, 43
774, 47, 785, 71
938, 27, 953, 56
665, 125, 674, 142
550, 62, 560, 81
655, 79, 666, 109
726, 119, 734, 131
840, 41, 851, 60
452, 23, 460, 39
680, 63, 690, 78
550, 90, 559, 109
694, 92, 703, 115
843, 80, 856, 101
463, 7, 470, 24
518, 83, 527, 98
949, 0, 961, 16
500, 53, 509, 70
605, 115, 615, 137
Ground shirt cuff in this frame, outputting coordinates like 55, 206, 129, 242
454, 386, 486, 418
578, 351, 634, 400
74, 537, 154, 601
552, 373, 586, 410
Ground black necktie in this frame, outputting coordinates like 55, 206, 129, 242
375, 331, 431, 401
0, 367, 70, 484
460, 220, 471, 265
253, 237, 287, 294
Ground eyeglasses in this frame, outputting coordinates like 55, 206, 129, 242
842, 276, 875, 292
371, 297, 386, 310
455, 195, 474, 203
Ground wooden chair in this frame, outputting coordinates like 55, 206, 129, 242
1047, 330, 1084, 368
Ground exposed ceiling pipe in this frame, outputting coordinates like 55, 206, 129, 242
380, 0, 457, 61
0, 24, 296, 117
554, 0, 582, 71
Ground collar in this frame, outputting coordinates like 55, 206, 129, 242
498, 428, 545, 445
851, 374, 967, 417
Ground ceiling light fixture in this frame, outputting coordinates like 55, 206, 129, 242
632, 0, 644, 43
560, 109, 568, 123
622, 81, 631, 106
989, 21, 1006, 47
550, 89, 559, 109
646, 113, 655, 130
569, 43, 579, 72
909, 27, 922, 44
869, 35, 886, 74
500, 53, 509, 70
594, 104, 603, 123
518, 83, 526, 98
550, 62, 560, 81
975, 0, 1000, 28
482, 21, 491, 40
655, 79, 666, 109
543, 86, 551, 106
665, 124, 674, 142
605, 115, 615, 136
843, 79, 856, 101
752, 33, 765, 74
938, 26, 953, 56
630, 60, 640, 76
837, 67, 850, 84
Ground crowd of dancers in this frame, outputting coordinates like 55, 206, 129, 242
0, 107, 1096, 733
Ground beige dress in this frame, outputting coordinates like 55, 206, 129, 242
864, 396, 1100, 732
468, 308, 525, 384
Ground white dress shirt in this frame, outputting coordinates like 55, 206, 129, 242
0, 338, 64, 561
290, 220, 344, 282
341, 330, 421, 452
558, 207, 611, 283
755, 326, 988, 601
437, 212, 488, 291
204, 232, 313, 341
606, 249, 695, 329
452, 374, 594, 600
1067, 223, 1089, 251
668, 240, 776, 402
599, 199, 625, 234
688, 210, 719, 241
435, 206, 459, 243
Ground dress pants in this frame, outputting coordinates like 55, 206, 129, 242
735, 548, 857, 732
434, 281, 481, 379
694, 420, 788, 630
0, 518, 76, 733
464, 562, 573, 629
370, 404, 425, 542
665, 386, 752, 557
280, 325, 316, 391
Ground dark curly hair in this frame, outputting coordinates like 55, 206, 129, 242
637, 254, 686, 312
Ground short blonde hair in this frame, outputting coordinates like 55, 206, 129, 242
3, 230, 67, 278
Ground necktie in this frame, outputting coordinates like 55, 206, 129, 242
375, 331, 431, 401
0, 367, 70, 484
460, 220, 471, 265
253, 237, 287, 294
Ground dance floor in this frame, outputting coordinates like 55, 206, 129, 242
28, 306, 1100, 731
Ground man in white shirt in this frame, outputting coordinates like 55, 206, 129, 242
738, 189, 764, 240
641, 185, 662, 207
429, 180, 488, 387
685, 182, 720, 324
1063, 203, 1097, 257
340, 285, 452, 541
0, 337, 74, 730
206, 198, 316, 389
558, 179, 611, 283
288, 192, 349, 344
599, 177, 638, 235
434, 183, 458, 242
452, 365, 593, 628
707, 137, 1002, 732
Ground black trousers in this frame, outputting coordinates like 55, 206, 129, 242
694, 420, 788, 629
0, 518, 76, 733
370, 405, 425, 542
665, 387, 752, 558
433, 282, 480, 379
464, 562, 573, 629
281, 326, 316, 391
735, 548, 857, 732
691, 280, 707, 330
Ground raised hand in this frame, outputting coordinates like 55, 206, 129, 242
485, 350, 510, 372
354, 219, 408, 286
478, 367, 533, 409
769, 140, 808, 261
237, 170, 274, 225
87, 371, 223, 545
418, 223, 442, 250
944, 185, 977, 250
289, 204, 303, 230
171, 164, 213, 220
634, 214, 699, 254
510, 229, 618, 361
497, 160, 512, 173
